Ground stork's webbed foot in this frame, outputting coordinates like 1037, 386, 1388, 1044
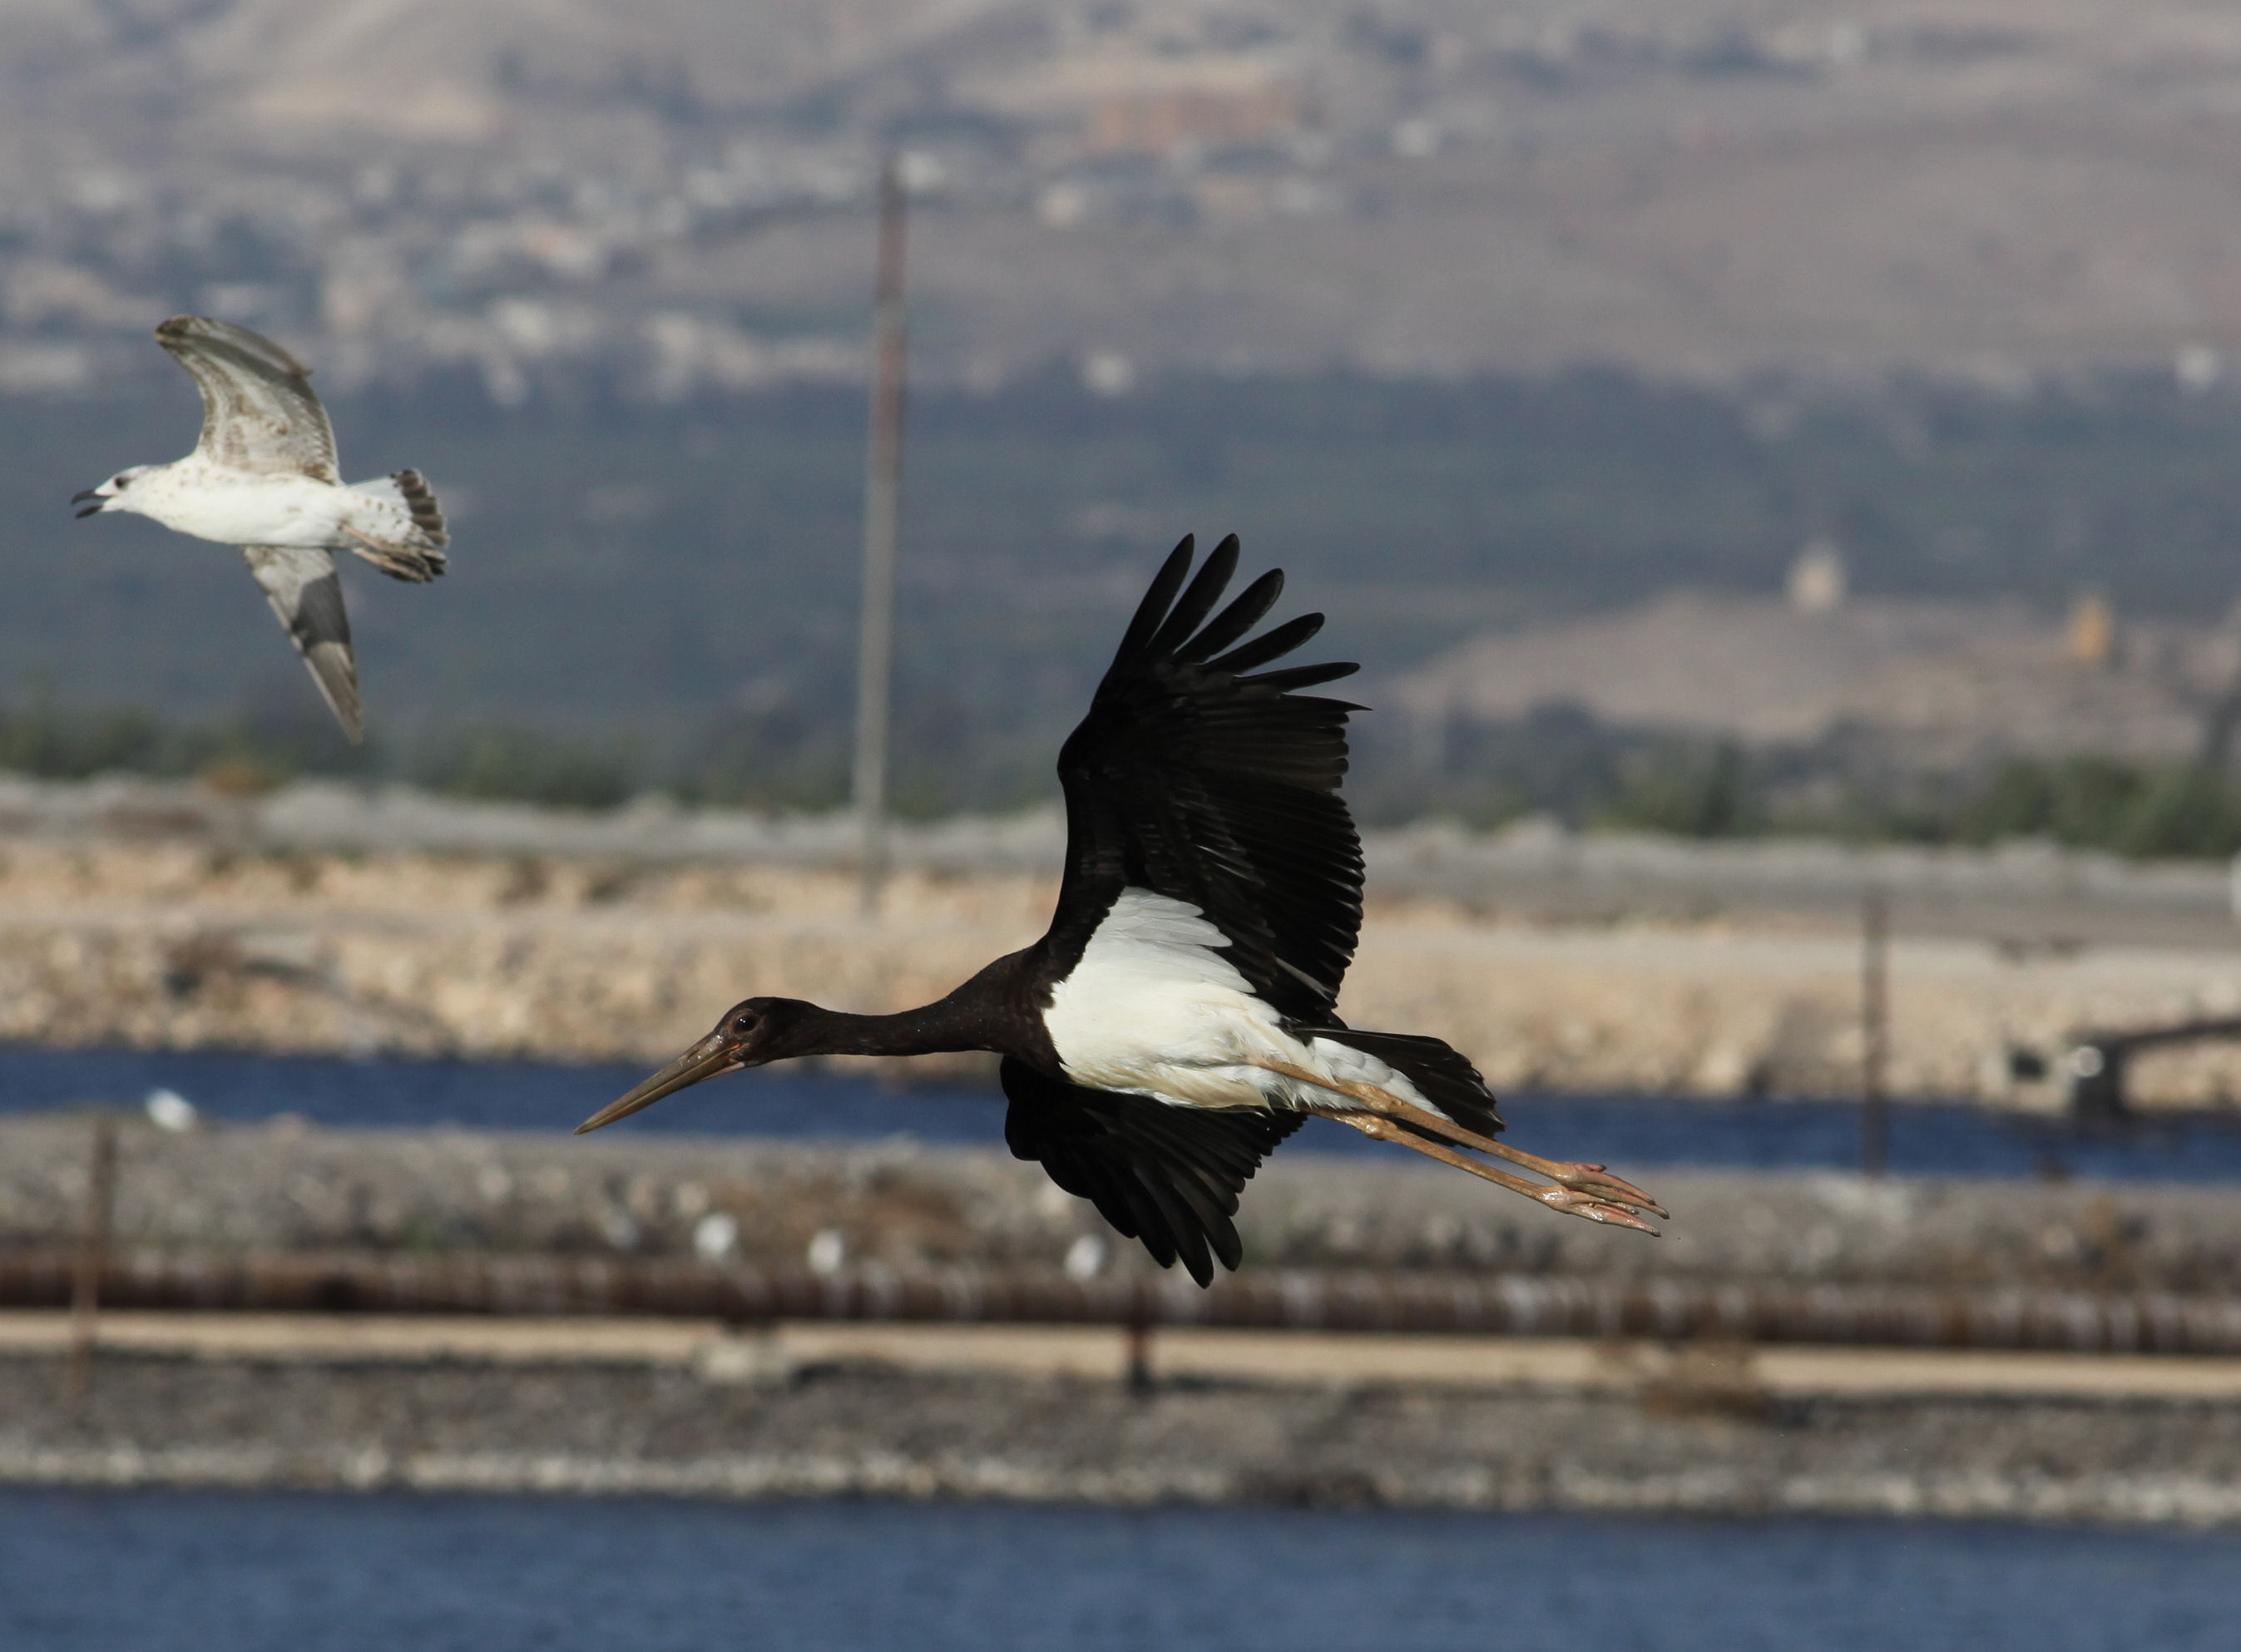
1506, 1155, 1669, 1221
1533, 1183, 1665, 1234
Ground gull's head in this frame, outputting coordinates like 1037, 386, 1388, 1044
72, 466, 155, 518
574, 998, 819, 1135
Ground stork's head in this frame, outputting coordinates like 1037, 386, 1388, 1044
72, 467, 156, 518
574, 997, 822, 1134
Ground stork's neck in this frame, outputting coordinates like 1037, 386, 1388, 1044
777, 950, 1036, 1062
789, 997, 992, 1060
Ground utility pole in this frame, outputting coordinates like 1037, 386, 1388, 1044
853, 152, 910, 917
1860, 888, 1889, 1177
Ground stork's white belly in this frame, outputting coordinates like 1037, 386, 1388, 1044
1043, 887, 1427, 1113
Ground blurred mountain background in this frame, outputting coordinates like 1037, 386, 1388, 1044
9, 0, 2241, 846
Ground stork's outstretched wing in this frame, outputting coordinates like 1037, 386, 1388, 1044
240, 544, 361, 742
1001, 1056, 1302, 1286
157, 315, 339, 482
1048, 534, 1363, 1021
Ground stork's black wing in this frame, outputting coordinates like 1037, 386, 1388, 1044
1002, 1056, 1302, 1287
1050, 535, 1363, 1021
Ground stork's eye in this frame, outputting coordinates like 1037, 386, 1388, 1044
734, 1012, 760, 1034
113, 475, 131, 489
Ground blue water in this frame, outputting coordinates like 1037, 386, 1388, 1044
2, 1491, 2237, 1652
7, 1041, 2241, 1182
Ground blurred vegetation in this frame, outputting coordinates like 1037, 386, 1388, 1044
1598, 742, 1764, 838
671, 707, 849, 814
415, 727, 640, 811
1947, 758, 2241, 859
1590, 744, 2241, 859
12, 690, 2241, 858
0, 694, 374, 792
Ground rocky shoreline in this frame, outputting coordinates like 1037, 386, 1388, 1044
10, 1116, 2241, 1291
7, 1345, 2241, 1526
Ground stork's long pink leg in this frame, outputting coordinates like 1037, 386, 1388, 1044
1373, 1095, 1666, 1216
1253, 1058, 1666, 1227
1323, 1110, 1660, 1234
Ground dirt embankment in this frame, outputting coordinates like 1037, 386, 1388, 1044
9, 838, 2241, 1104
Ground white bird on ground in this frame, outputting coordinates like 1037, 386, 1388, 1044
72, 315, 450, 742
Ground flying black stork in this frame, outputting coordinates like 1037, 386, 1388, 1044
576, 536, 1665, 1284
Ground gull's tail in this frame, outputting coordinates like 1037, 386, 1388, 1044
344, 469, 449, 581
390, 468, 447, 547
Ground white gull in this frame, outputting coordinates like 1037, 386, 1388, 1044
72, 314, 450, 742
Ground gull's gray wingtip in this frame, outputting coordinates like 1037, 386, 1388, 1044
303, 641, 364, 744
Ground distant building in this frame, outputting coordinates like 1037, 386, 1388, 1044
2177, 344, 2224, 395
967, 52, 1304, 159
1080, 349, 1135, 396
1087, 71, 1300, 156
1787, 540, 1847, 613
2067, 592, 2115, 669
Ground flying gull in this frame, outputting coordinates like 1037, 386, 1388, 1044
72, 315, 449, 741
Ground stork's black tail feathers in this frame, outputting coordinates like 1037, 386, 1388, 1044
1308, 1026, 1505, 1140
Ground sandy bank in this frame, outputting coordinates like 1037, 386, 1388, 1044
8, 838, 2241, 1103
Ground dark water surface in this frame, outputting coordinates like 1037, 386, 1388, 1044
3, 1491, 2239, 1652
7, 1042, 2241, 1181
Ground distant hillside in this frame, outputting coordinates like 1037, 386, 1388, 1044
6, 1, 2241, 389
1389, 591, 2241, 769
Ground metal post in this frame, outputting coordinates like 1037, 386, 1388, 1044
1860, 889, 1889, 1177
853, 153, 910, 917
1125, 1310, 1155, 1397
65, 1114, 116, 1409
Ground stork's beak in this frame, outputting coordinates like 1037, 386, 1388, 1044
72, 489, 103, 518
574, 1031, 740, 1134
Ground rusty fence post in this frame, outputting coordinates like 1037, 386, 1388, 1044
1124, 1290, 1155, 1397
64, 1112, 118, 1409
1860, 888, 1889, 1177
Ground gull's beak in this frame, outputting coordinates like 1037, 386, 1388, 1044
72, 489, 103, 518
575, 1031, 740, 1135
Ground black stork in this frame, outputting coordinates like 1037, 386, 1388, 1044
576, 536, 1665, 1284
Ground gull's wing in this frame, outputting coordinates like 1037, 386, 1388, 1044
240, 545, 362, 742
1047, 534, 1363, 1022
1001, 1056, 1302, 1286
157, 315, 339, 482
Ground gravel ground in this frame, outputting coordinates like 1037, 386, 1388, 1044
7, 1117, 2241, 1291
6, 1348, 2241, 1525
9, 1117, 2241, 1526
